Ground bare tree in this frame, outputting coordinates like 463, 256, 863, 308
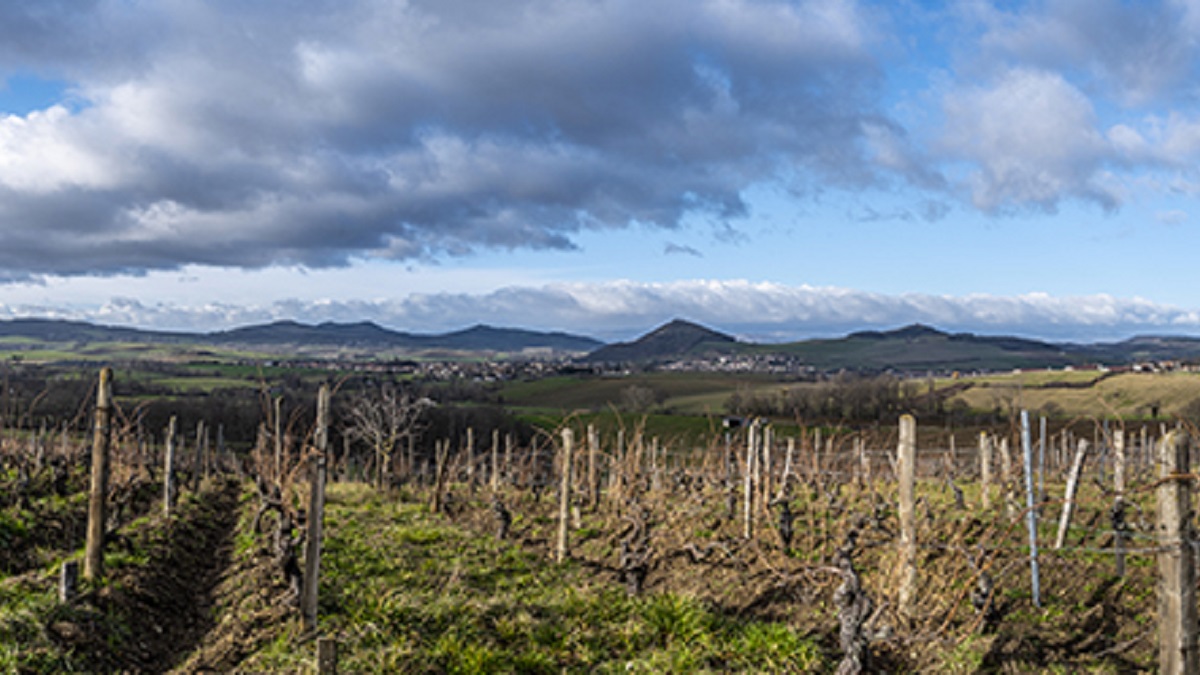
345, 384, 429, 489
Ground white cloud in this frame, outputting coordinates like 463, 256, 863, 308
0, 0, 896, 277
973, 0, 1200, 106
940, 68, 1118, 212
4, 280, 1198, 343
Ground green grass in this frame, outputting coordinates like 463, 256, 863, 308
951, 370, 1200, 419
237, 483, 827, 673
500, 373, 779, 412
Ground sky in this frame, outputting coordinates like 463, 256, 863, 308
1, 0, 1199, 343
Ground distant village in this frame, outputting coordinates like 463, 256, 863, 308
255, 351, 1200, 383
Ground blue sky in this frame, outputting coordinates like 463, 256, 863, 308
1, 0, 1199, 342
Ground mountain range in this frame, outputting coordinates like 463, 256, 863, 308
584, 319, 1200, 372
4, 317, 1200, 371
0, 318, 604, 355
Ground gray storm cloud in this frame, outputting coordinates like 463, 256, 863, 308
0, 0, 895, 277
1, 0, 1198, 278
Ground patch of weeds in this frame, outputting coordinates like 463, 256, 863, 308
938, 634, 990, 674
576, 526, 602, 541
727, 621, 824, 672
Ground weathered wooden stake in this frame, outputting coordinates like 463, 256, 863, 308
813, 427, 822, 485
59, 560, 78, 603
196, 420, 208, 483
650, 436, 661, 492
761, 425, 773, 512
1055, 439, 1089, 550
465, 427, 475, 487
316, 637, 338, 675
301, 384, 331, 633
999, 437, 1016, 518
946, 434, 956, 478
857, 436, 870, 486
1156, 431, 1198, 674
430, 440, 450, 514
163, 415, 177, 517
1141, 426, 1149, 478
587, 424, 599, 508
1113, 428, 1130, 574
979, 432, 992, 510
743, 420, 758, 540
779, 437, 795, 500
1114, 428, 1126, 495
1038, 416, 1047, 504
897, 414, 917, 623
490, 429, 500, 492
84, 367, 113, 582
556, 428, 574, 564
1020, 411, 1040, 608
273, 396, 284, 481
504, 433, 513, 487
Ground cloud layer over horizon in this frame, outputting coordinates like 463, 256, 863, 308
1, 0, 1199, 279
3, 280, 1198, 344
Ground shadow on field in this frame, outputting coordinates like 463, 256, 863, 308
58, 477, 242, 672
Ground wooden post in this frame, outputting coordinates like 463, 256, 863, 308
999, 437, 1015, 518
1114, 429, 1126, 495
1020, 411, 1040, 607
504, 433, 514, 487
779, 437, 795, 500
614, 428, 625, 492
465, 427, 475, 487
813, 428, 822, 485
59, 560, 78, 603
723, 427, 733, 486
979, 432, 992, 510
946, 434, 956, 478
302, 385, 331, 633
316, 637, 338, 675
897, 415, 917, 623
651, 437, 661, 492
430, 440, 450, 513
1141, 426, 1149, 479
1055, 440, 1089, 550
761, 425, 773, 511
490, 429, 500, 492
587, 424, 598, 508
1156, 431, 1198, 674
84, 368, 113, 582
857, 436, 870, 486
556, 428, 574, 564
163, 416, 177, 517
743, 420, 757, 540
196, 420, 207, 484
1038, 416, 1047, 504
274, 396, 284, 481
1114, 427, 1128, 578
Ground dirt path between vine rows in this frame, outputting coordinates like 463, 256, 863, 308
57, 477, 244, 672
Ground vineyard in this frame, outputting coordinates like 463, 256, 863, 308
1, 368, 1197, 672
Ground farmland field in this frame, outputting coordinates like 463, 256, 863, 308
1, 357, 1198, 672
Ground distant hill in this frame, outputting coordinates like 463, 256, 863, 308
585, 321, 1087, 372
585, 319, 737, 363
0, 318, 194, 344
1071, 335, 1200, 364
763, 324, 1079, 372
0, 318, 602, 355
7, 316, 1200, 371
